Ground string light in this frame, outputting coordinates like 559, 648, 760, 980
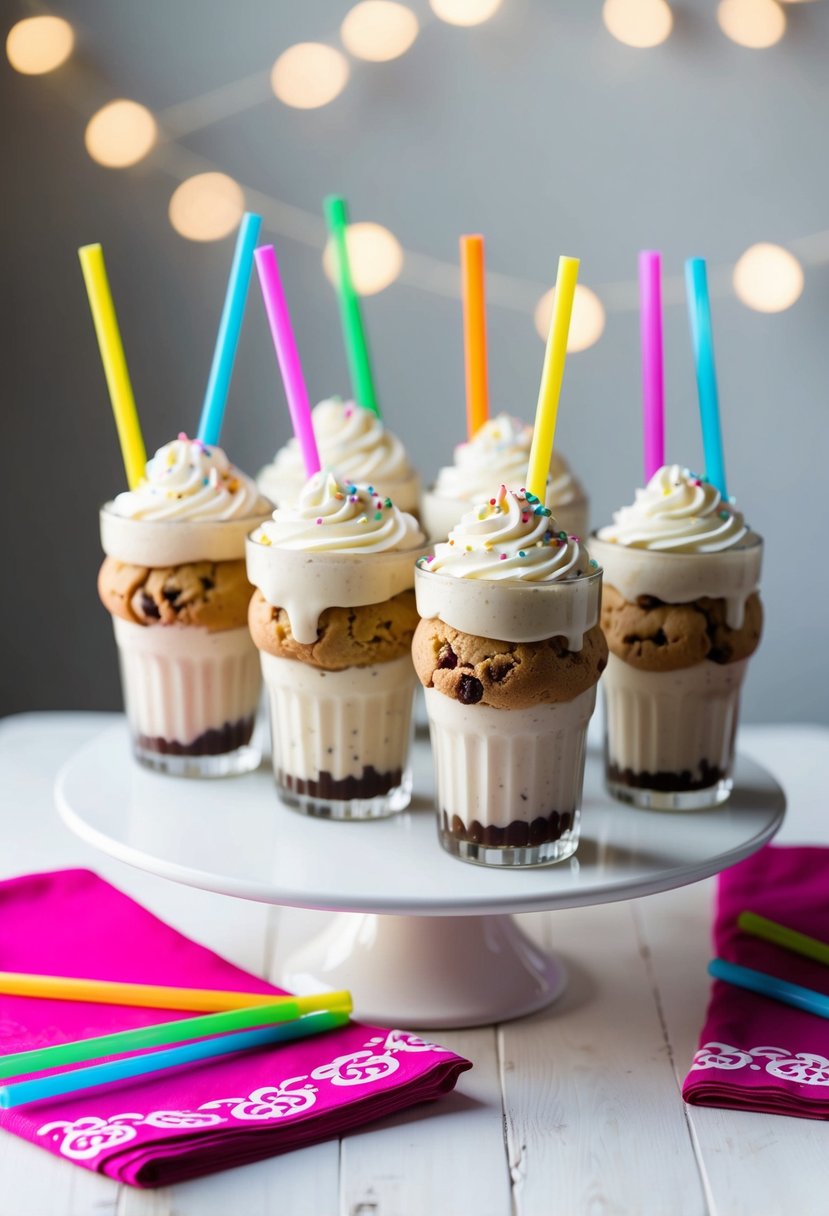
169, 173, 245, 241
271, 43, 350, 108
84, 100, 157, 168
323, 222, 404, 294
6, 15, 74, 75
341, 2, 419, 61
733, 243, 804, 312
717, 0, 786, 48
602, 0, 673, 48
429, 0, 502, 27
534, 285, 606, 352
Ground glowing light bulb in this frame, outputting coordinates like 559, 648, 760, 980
6, 16, 74, 74
341, 2, 419, 61
323, 222, 403, 295
602, 0, 673, 48
84, 100, 158, 168
429, 0, 502, 27
733, 243, 803, 312
169, 173, 245, 242
717, 0, 786, 47
534, 285, 606, 353
271, 43, 349, 109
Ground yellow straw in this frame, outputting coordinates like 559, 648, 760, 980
78, 243, 146, 490
0, 970, 352, 1014
525, 256, 580, 501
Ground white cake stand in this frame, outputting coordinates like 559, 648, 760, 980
56, 720, 784, 1028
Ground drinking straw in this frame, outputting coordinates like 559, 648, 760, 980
197, 211, 262, 446
460, 234, 489, 440
78, 244, 147, 490
0, 1010, 350, 1109
639, 250, 665, 483
323, 195, 380, 417
708, 959, 829, 1020
685, 257, 728, 500
0, 995, 353, 1081
738, 912, 829, 968
0, 971, 350, 1014
254, 245, 320, 479
525, 256, 580, 501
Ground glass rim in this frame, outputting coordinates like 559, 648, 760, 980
100, 499, 273, 528
414, 563, 603, 593
589, 528, 763, 558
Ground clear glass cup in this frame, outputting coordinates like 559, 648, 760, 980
414, 566, 603, 867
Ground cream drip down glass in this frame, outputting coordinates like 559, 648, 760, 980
421, 413, 588, 542
591, 465, 763, 810
98, 435, 272, 777
246, 470, 425, 819
413, 486, 607, 867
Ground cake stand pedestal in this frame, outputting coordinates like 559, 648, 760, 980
56, 722, 784, 1028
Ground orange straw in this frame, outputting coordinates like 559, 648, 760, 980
460, 234, 489, 440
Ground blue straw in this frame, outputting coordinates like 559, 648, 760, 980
708, 959, 829, 1021
685, 257, 728, 500
196, 211, 262, 446
0, 1009, 349, 1108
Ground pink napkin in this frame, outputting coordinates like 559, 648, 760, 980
683, 845, 829, 1118
0, 869, 471, 1186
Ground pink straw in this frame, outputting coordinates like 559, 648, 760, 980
639, 250, 665, 482
254, 245, 320, 479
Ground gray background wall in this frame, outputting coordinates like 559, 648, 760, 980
4, 0, 828, 722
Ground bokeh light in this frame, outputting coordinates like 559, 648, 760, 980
602, 0, 673, 47
6, 16, 74, 75
534, 285, 606, 352
717, 0, 786, 47
341, 2, 419, 61
271, 43, 350, 109
84, 100, 158, 168
429, 0, 502, 27
169, 173, 245, 242
323, 222, 404, 295
732, 243, 803, 312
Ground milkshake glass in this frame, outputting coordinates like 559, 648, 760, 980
257, 397, 420, 514
421, 413, 588, 541
413, 486, 606, 867
98, 435, 272, 777
247, 470, 425, 819
591, 465, 763, 810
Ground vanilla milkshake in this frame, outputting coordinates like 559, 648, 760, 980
99, 434, 272, 776
413, 485, 606, 867
591, 465, 763, 810
247, 470, 425, 819
421, 413, 587, 541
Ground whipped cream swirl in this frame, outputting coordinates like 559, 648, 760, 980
422, 485, 592, 582
262, 398, 414, 485
111, 435, 264, 521
253, 470, 424, 554
433, 413, 581, 507
597, 465, 749, 553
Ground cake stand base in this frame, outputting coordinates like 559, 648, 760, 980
279, 912, 566, 1028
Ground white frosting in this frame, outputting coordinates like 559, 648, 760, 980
257, 398, 420, 510
111, 435, 264, 522
597, 465, 748, 553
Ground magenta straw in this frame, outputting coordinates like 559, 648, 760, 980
639, 250, 665, 482
254, 245, 320, 479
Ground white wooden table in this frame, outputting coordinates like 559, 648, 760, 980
1, 712, 828, 1216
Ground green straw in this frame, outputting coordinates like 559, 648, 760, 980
738, 911, 829, 968
0, 996, 350, 1081
323, 195, 380, 417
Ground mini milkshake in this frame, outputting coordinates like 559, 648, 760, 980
590, 465, 762, 809
413, 485, 607, 867
99, 435, 272, 776
246, 470, 425, 819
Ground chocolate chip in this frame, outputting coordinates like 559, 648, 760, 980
140, 593, 160, 620
489, 656, 513, 683
637, 595, 664, 610
437, 645, 458, 670
200, 577, 215, 591
550, 637, 570, 659
652, 628, 668, 647
457, 674, 483, 704
162, 588, 180, 604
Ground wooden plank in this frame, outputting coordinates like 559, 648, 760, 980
499, 902, 707, 1216
0, 1129, 119, 1216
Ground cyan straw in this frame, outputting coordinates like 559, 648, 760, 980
197, 211, 262, 446
708, 959, 829, 1021
685, 257, 728, 500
